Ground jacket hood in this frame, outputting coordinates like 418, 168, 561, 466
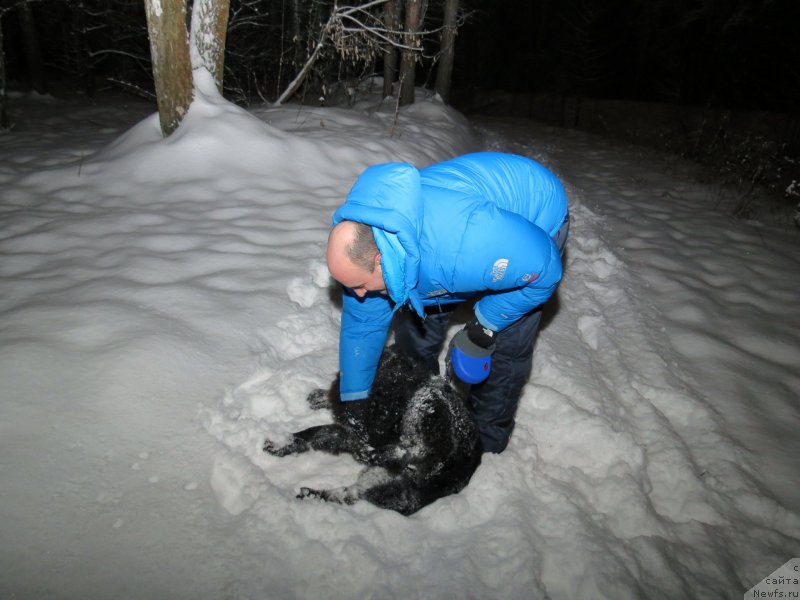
332, 163, 425, 315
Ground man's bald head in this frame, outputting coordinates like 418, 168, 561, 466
327, 220, 385, 297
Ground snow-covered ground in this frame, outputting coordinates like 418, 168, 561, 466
1, 74, 798, 599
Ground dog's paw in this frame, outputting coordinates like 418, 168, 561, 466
353, 445, 379, 465
297, 486, 357, 505
306, 389, 329, 410
297, 486, 321, 500
263, 439, 291, 456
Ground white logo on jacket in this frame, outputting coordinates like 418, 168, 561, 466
491, 258, 509, 282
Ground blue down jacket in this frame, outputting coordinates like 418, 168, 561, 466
332, 152, 568, 400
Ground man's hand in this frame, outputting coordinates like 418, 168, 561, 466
447, 318, 496, 385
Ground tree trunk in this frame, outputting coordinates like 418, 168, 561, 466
71, 1, 95, 97
190, 0, 231, 93
382, 0, 401, 98
434, 0, 457, 103
399, 0, 422, 106
144, 0, 193, 137
0, 18, 8, 128
291, 0, 304, 72
15, 1, 47, 94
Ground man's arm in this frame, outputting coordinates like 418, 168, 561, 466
447, 208, 562, 384
339, 289, 394, 400
475, 237, 562, 331
457, 204, 564, 332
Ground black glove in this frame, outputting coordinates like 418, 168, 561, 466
464, 318, 496, 348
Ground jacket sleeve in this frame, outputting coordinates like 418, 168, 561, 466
461, 205, 563, 332
339, 289, 394, 400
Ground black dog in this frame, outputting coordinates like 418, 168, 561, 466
263, 347, 482, 515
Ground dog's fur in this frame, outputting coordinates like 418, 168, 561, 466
263, 347, 482, 515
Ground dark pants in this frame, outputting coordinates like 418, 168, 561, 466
394, 216, 569, 453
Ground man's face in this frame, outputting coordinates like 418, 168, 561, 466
327, 245, 386, 298
334, 259, 386, 298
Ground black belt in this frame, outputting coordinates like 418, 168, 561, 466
423, 302, 459, 315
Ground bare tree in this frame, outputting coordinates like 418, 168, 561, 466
56, 0, 154, 99
68, 0, 95, 96
398, 0, 423, 106
274, 3, 334, 106
381, 0, 401, 98
15, 0, 47, 93
190, 0, 230, 93
290, 0, 304, 76
276, 0, 420, 106
144, 0, 193, 136
433, 0, 457, 103
0, 12, 8, 128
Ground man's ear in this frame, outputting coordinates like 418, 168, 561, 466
374, 252, 381, 266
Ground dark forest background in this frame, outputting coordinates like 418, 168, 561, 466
456, 0, 799, 114
2, 0, 799, 218
4, 0, 799, 111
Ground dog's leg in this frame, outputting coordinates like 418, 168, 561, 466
297, 466, 392, 507
263, 424, 364, 457
296, 465, 449, 515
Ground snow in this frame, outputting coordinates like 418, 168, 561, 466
1, 71, 798, 599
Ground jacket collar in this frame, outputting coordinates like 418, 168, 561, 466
332, 162, 425, 317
